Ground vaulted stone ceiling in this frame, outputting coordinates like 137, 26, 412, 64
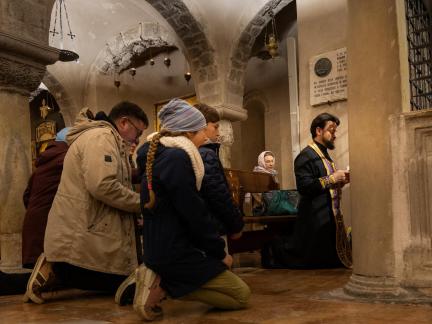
43, 0, 297, 121
46, 0, 195, 111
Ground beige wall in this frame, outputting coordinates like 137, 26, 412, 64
231, 98, 265, 172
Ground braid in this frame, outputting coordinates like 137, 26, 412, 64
143, 129, 187, 209
144, 132, 163, 209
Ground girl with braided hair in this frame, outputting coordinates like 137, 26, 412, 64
133, 99, 250, 320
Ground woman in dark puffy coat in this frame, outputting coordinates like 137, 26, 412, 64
194, 103, 243, 239
22, 127, 69, 268
134, 99, 250, 321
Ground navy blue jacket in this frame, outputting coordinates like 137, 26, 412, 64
137, 142, 226, 298
199, 143, 244, 235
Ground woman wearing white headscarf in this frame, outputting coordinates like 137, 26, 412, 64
254, 150, 279, 188
253, 151, 278, 179
251, 151, 279, 214
133, 99, 250, 320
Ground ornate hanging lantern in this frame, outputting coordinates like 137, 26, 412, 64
129, 68, 137, 79
264, 10, 279, 59
184, 58, 192, 84
184, 71, 192, 84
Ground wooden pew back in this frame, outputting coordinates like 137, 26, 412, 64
224, 168, 279, 216
223, 168, 297, 255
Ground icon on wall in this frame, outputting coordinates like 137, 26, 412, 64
29, 88, 66, 169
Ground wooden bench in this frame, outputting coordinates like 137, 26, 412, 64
224, 168, 297, 255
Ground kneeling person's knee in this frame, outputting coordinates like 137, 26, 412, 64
235, 280, 251, 308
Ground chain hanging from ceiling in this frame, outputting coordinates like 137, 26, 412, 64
50, 0, 76, 49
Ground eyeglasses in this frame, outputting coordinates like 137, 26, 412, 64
123, 117, 143, 138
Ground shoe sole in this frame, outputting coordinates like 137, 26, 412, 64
25, 253, 47, 304
114, 271, 136, 306
133, 266, 161, 320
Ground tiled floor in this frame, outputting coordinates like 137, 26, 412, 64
1, 266, 431, 323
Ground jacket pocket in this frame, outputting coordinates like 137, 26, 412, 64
87, 200, 109, 232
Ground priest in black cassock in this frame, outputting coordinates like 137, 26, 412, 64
289, 112, 352, 269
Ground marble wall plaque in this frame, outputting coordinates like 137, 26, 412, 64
310, 47, 347, 106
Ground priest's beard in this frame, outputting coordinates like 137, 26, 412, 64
323, 138, 335, 150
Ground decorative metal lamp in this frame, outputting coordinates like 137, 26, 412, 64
114, 72, 121, 89
129, 68, 137, 79
50, 0, 79, 61
264, 10, 279, 59
184, 72, 192, 84
184, 59, 191, 84
59, 49, 79, 62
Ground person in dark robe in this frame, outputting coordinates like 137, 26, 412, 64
288, 112, 351, 269
0, 128, 69, 296
22, 127, 70, 269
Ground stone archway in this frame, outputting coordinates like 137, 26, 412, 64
243, 90, 270, 115
228, 0, 294, 99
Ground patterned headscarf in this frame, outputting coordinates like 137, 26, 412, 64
158, 99, 206, 132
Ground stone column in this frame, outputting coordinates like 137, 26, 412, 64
218, 119, 234, 168
0, 32, 58, 271
210, 103, 247, 169
343, 0, 403, 299
343, 0, 432, 301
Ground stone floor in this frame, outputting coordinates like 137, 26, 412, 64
1, 265, 432, 323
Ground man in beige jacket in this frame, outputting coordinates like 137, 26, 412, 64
25, 101, 148, 304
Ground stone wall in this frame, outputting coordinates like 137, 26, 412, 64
390, 110, 432, 290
